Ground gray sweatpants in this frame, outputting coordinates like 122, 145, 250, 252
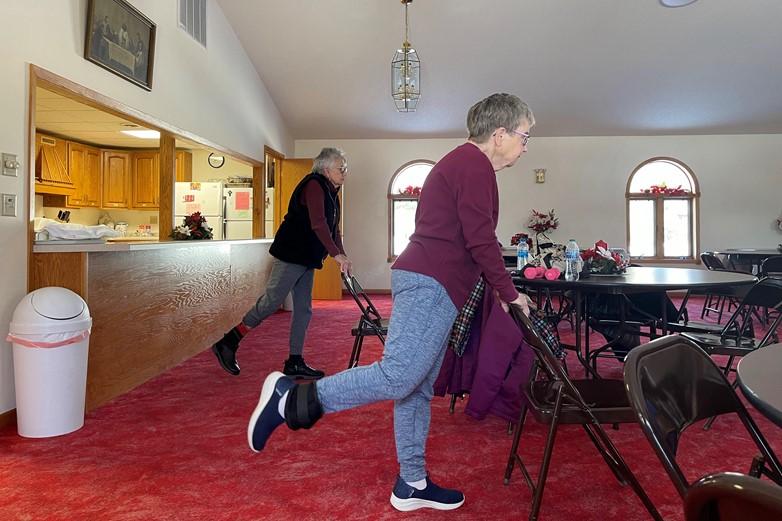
316, 269, 458, 482
242, 258, 314, 356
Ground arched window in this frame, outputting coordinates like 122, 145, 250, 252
388, 160, 434, 261
626, 157, 700, 262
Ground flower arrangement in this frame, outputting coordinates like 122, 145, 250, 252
528, 209, 559, 234
510, 233, 532, 248
641, 182, 689, 196
169, 212, 214, 240
399, 185, 422, 196
776, 217, 782, 233
580, 240, 630, 275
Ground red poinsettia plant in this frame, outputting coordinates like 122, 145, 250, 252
641, 182, 689, 196
580, 240, 629, 274
169, 212, 214, 240
528, 209, 559, 234
399, 185, 422, 196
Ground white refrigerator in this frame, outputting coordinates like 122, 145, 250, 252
174, 182, 224, 240
223, 186, 253, 239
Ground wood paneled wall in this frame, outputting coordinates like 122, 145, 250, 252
30, 242, 273, 412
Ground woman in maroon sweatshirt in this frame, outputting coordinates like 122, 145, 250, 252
248, 93, 534, 513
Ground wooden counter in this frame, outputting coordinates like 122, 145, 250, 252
30, 239, 274, 411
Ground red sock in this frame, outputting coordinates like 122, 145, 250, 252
236, 323, 249, 336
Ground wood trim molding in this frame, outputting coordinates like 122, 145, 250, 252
30, 65, 262, 166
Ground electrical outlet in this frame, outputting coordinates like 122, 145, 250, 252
149, 215, 158, 224
2, 194, 17, 217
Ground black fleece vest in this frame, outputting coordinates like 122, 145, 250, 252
269, 173, 340, 269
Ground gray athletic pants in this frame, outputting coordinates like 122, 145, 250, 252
242, 257, 314, 356
316, 270, 458, 482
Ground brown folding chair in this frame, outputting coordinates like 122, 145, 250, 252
684, 472, 782, 521
623, 335, 782, 500
503, 305, 662, 521
341, 273, 388, 368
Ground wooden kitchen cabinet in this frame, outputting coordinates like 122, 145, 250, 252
67, 141, 101, 207
102, 150, 130, 208
176, 151, 192, 182
131, 151, 159, 209
34, 132, 74, 195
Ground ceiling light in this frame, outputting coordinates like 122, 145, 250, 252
660, 0, 698, 7
391, 0, 420, 112
120, 129, 160, 139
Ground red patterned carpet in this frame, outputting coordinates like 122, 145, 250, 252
0, 294, 779, 520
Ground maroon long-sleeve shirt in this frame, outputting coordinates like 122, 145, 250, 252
393, 143, 517, 309
302, 178, 345, 257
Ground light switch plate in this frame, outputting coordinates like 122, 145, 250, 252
2, 194, 17, 217
2, 153, 20, 177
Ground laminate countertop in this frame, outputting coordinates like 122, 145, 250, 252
33, 237, 272, 253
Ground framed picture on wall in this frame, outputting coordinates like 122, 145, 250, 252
84, 0, 156, 91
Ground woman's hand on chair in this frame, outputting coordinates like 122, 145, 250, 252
506, 292, 530, 316
334, 254, 353, 277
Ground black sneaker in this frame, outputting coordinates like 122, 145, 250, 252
247, 372, 295, 452
283, 359, 324, 380
390, 475, 465, 511
212, 341, 240, 375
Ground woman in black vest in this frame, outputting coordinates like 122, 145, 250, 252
211, 147, 353, 379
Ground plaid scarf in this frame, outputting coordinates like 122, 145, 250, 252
448, 277, 485, 357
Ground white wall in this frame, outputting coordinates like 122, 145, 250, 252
0, 1, 293, 415
296, 135, 782, 290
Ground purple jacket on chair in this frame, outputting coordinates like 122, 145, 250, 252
434, 290, 533, 423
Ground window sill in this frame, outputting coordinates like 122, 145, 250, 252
631, 258, 700, 266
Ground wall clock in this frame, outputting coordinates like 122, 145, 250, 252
208, 153, 225, 169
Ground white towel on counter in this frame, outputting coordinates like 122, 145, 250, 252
34, 218, 121, 240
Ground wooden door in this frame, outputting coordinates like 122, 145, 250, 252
102, 150, 130, 208
278, 158, 343, 300
132, 151, 160, 208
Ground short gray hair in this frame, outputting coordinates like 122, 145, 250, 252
466, 93, 535, 143
312, 147, 347, 174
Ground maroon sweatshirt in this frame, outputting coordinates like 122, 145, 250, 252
393, 143, 517, 309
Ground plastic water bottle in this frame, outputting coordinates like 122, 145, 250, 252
565, 239, 580, 282
517, 240, 529, 271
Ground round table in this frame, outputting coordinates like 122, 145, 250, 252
737, 342, 782, 428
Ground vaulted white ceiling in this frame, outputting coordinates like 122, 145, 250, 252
217, 0, 782, 140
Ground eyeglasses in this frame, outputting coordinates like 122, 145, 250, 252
333, 165, 348, 174
509, 129, 530, 146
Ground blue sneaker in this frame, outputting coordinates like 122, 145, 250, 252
247, 371, 295, 452
390, 475, 465, 511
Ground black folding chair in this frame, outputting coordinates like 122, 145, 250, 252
684, 472, 782, 521
759, 255, 782, 325
698, 252, 744, 323
681, 277, 782, 381
503, 305, 662, 521
341, 273, 388, 368
623, 336, 782, 499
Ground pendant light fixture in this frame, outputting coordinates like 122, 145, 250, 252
391, 0, 420, 112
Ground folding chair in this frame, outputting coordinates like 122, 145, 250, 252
698, 253, 744, 323
503, 305, 662, 521
684, 472, 782, 521
341, 273, 388, 368
759, 255, 782, 325
681, 277, 782, 380
623, 336, 782, 500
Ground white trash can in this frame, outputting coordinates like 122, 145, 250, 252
7, 287, 92, 438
